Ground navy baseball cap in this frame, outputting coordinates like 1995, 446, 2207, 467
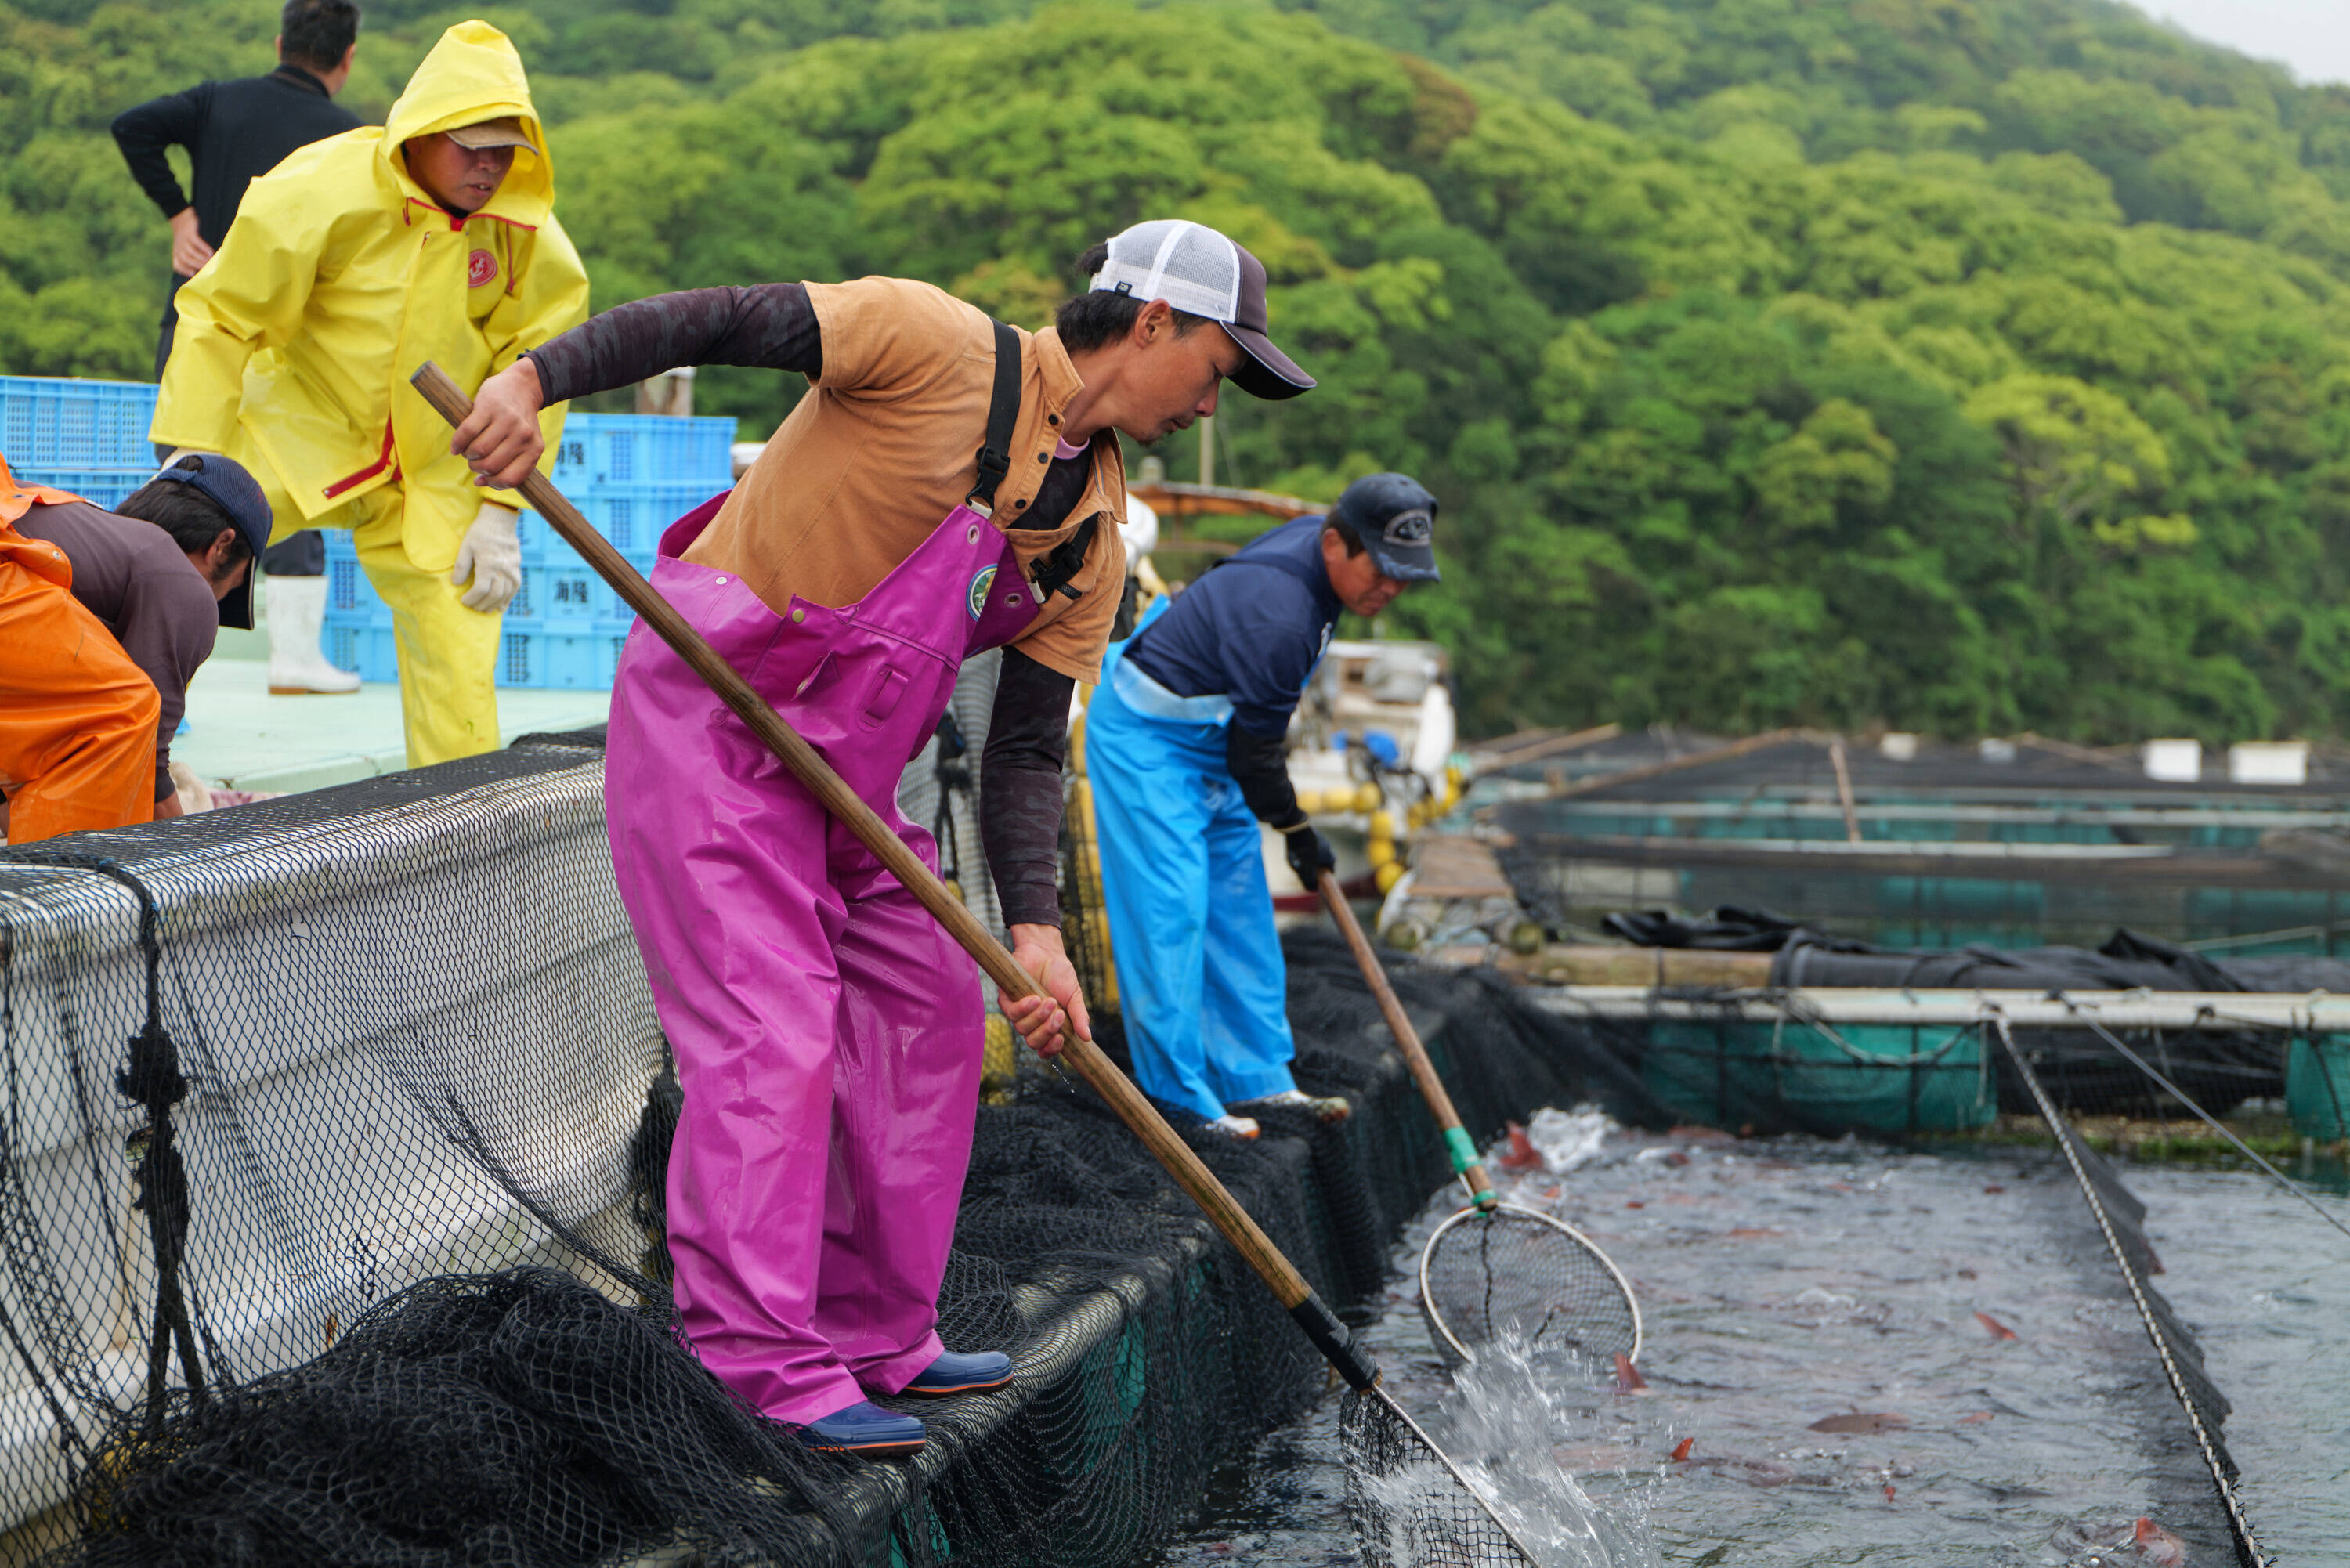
1332, 473, 1441, 583
150, 453, 274, 630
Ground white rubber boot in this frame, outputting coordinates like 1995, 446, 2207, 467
266, 576, 361, 695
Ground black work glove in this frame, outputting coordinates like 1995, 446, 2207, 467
1282, 819, 1336, 891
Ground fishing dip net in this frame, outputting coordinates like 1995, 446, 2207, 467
1340, 1388, 1538, 1568
0, 731, 1668, 1568
1416, 1207, 1640, 1369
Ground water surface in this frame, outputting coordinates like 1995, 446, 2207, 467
1149, 1116, 2340, 1565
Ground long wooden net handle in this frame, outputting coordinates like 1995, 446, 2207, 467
410, 363, 1344, 1321
1317, 869, 1495, 1207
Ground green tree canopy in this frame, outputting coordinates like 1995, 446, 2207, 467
9, 0, 2350, 745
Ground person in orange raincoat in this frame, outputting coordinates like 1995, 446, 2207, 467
0, 458, 159, 844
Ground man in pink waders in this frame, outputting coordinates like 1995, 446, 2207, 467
454, 222, 1314, 1454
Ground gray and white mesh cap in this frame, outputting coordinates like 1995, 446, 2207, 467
1088, 219, 1314, 400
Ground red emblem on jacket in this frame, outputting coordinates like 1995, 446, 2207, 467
468, 248, 498, 288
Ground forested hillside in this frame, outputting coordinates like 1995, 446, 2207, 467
9, 0, 2350, 742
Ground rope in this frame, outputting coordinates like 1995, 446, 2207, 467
1988, 1015, 2272, 1568
2049, 994, 2350, 1251
5, 853, 208, 1430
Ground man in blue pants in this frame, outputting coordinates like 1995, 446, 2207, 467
1089, 474, 1441, 1137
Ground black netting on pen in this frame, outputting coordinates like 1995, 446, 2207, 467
0, 739, 1656, 1568
1992, 1021, 2271, 1568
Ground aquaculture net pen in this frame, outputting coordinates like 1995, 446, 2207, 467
0, 735, 1675, 1568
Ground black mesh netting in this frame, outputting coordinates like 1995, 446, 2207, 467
0, 739, 1650, 1568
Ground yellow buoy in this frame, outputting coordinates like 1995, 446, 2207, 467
1368, 810, 1396, 840
1368, 837, 1396, 867
1294, 789, 1323, 816
1375, 861, 1404, 893
1353, 782, 1381, 814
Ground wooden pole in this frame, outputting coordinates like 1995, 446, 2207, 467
410, 364, 1332, 1324
1316, 870, 1496, 1210
1469, 721, 1623, 772
1828, 736, 1862, 843
1487, 727, 1805, 809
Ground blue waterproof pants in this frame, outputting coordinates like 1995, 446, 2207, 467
1088, 629, 1298, 1123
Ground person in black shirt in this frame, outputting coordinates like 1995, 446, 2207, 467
111, 0, 364, 695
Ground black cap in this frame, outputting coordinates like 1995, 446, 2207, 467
1332, 473, 1441, 583
1088, 219, 1314, 401
150, 454, 274, 630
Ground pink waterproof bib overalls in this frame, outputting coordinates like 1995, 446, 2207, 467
605, 332, 1047, 1422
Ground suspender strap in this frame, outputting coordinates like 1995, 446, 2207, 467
967, 319, 1022, 515
1032, 516, 1097, 602
967, 315, 1096, 601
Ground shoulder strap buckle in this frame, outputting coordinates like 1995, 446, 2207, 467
1031, 516, 1097, 603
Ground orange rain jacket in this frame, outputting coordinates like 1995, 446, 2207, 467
0, 457, 158, 844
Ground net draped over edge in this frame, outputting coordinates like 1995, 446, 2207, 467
0, 737, 1648, 1568
0, 724, 2298, 1566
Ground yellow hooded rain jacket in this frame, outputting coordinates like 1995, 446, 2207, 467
152, 21, 589, 573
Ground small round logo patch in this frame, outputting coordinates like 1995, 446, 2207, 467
967, 565, 998, 620
467, 248, 499, 288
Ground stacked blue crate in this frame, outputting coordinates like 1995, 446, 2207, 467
0, 378, 161, 508
324, 411, 733, 688
3, 378, 733, 690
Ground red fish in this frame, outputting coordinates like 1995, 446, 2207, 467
2051, 1516, 2187, 1566
1498, 1122, 1542, 1172
1975, 1310, 2019, 1341
1670, 1437, 1693, 1462
1883, 1483, 1896, 1502
2132, 1517, 2187, 1566
1613, 1353, 1648, 1393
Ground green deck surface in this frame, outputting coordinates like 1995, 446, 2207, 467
179, 629, 609, 795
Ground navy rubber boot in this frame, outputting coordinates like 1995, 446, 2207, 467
895, 1349, 1014, 1397
797, 1399, 926, 1456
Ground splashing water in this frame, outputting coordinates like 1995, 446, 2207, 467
1154, 1108, 2313, 1565
1386, 1339, 1659, 1568
1522, 1108, 1612, 1176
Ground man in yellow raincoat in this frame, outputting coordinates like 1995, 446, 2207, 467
152, 20, 588, 765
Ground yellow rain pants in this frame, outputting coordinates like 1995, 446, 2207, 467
153, 20, 588, 768
252, 466, 501, 768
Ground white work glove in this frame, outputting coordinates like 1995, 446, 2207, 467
451, 502, 522, 612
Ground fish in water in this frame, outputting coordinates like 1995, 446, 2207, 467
1498, 1122, 1542, 1172
1612, 1353, 1648, 1393
1975, 1310, 2019, 1340
1806, 1411, 1909, 1434
1667, 1437, 1843, 1490
1668, 1451, 1819, 1489
2051, 1516, 2189, 1566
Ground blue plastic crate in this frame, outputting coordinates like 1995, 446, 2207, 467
550, 414, 733, 486
497, 618, 633, 690
523, 560, 602, 621
600, 620, 640, 685
324, 620, 400, 683
1, 378, 158, 471
527, 482, 719, 562
325, 555, 389, 615
7, 466, 157, 510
